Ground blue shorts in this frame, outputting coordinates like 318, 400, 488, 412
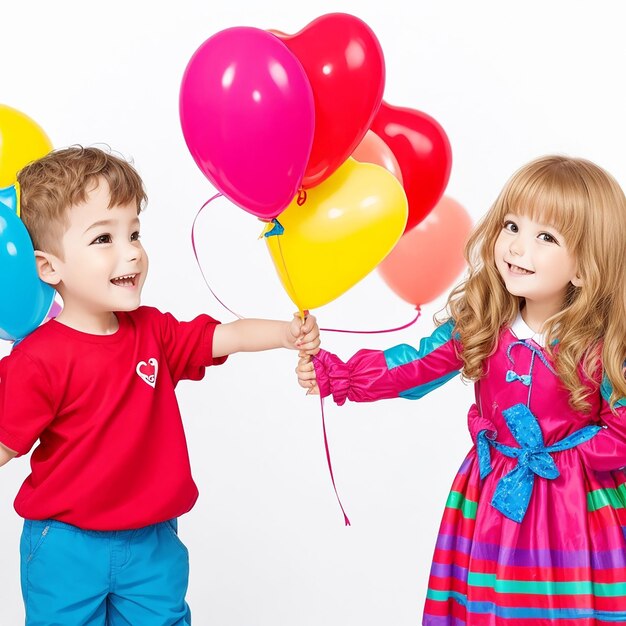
20, 518, 191, 625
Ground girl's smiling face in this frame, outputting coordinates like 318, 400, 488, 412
494, 213, 581, 320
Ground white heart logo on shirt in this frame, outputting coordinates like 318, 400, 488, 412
136, 358, 158, 388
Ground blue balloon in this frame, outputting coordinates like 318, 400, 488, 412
0, 185, 18, 214
0, 193, 54, 341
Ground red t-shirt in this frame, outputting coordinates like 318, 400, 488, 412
0, 306, 226, 530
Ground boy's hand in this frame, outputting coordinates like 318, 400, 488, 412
289, 312, 320, 355
296, 354, 319, 395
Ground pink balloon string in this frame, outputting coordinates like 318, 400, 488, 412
320, 306, 421, 334
314, 307, 421, 525
190, 194, 245, 320
319, 394, 351, 526
191, 196, 422, 525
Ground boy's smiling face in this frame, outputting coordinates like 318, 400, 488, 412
40, 178, 149, 332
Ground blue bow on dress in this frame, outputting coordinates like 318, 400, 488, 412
477, 403, 601, 522
505, 370, 531, 386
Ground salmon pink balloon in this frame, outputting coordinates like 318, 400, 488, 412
371, 102, 452, 232
273, 14, 385, 188
179, 27, 315, 220
352, 130, 402, 184
378, 196, 472, 306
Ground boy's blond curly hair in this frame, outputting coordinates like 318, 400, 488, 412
17, 146, 147, 257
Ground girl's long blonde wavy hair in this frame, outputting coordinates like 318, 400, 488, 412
441, 155, 626, 411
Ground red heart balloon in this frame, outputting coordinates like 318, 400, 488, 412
371, 101, 452, 232
273, 14, 385, 188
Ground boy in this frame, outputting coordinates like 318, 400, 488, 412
0, 146, 320, 625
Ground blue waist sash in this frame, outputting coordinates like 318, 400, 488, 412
476, 403, 601, 523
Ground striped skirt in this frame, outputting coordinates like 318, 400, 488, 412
423, 450, 626, 625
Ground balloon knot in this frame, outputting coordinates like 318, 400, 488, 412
297, 189, 307, 206
263, 218, 284, 238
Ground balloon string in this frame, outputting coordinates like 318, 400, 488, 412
191, 194, 245, 319
319, 395, 351, 526
190, 196, 349, 524
191, 195, 417, 525
275, 234, 307, 316
315, 306, 421, 526
320, 306, 421, 334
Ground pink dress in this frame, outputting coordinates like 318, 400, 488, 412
313, 316, 626, 625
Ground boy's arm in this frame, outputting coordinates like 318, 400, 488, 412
0, 442, 17, 468
0, 351, 55, 458
212, 315, 319, 359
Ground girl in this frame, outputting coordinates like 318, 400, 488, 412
298, 156, 626, 625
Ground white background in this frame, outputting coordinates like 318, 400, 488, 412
1, 1, 625, 624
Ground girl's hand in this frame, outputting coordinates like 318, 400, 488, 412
296, 353, 319, 395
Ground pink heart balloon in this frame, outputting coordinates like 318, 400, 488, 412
180, 27, 315, 220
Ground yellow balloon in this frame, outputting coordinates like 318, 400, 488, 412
264, 157, 408, 311
0, 104, 53, 187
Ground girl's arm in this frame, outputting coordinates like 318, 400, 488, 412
301, 320, 463, 405
212, 315, 319, 358
577, 375, 626, 472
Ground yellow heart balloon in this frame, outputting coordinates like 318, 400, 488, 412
0, 104, 53, 187
264, 157, 408, 311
